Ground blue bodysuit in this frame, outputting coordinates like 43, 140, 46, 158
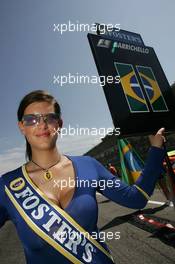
0, 147, 165, 263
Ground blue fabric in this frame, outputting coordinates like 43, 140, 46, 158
0, 146, 165, 263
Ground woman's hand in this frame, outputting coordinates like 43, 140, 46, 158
148, 128, 166, 148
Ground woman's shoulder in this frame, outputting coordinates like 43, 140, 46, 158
65, 155, 104, 174
0, 166, 22, 185
65, 154, 96, 164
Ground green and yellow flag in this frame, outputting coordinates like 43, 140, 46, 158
117, 138, 144, 185
117, 138, 175, 206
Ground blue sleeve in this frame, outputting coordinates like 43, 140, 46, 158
0, 177, 9, 228
92, 146, 165, 209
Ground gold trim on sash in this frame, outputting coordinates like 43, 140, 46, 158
21, 165, 114, 261
134, 184, 149, 200
5, 186, 82, 264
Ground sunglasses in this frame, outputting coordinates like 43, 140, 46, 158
22, 113, 60, 126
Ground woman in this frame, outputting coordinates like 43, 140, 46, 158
0, 90, 165, 264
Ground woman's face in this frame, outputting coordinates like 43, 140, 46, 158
18, 101, 62, 151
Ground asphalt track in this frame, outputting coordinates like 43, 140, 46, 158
0, 189, 174, 264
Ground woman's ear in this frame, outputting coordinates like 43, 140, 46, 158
18, 121, 26, 135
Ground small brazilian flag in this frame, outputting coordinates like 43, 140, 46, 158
117, 138, 144, 185
117, 139, 175, 206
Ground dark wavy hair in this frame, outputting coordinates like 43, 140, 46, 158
17, 90, 62, 161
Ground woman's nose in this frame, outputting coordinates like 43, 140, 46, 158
37, 116, 48, 128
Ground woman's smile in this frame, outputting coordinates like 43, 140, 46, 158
35, 131, 51, 137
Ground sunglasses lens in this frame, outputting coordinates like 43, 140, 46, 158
46, 113, 60, 125
22, 113, 60, 126
22, 115, 38, 126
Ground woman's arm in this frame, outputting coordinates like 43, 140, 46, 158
92, 128, 165, 209
0, 177, 9, 228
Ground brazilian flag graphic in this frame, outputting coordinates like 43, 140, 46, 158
117, 138, 144, 184
136, 66, 168, 112
114, 62, 149, 113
